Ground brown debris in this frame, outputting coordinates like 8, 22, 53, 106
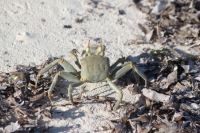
0, 63, 53, 132
132, 0, 200, 54
113, 45, 200, 132
142, 88, 172, 103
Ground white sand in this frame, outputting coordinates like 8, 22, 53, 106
1, 0, 193, 132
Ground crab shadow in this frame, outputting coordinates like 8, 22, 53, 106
57, 77, 113, 100
38, 78, 114, 133
36, 103, 86, 133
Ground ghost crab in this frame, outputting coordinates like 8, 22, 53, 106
35, 40, 147, 110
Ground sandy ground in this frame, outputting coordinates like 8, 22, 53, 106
0, 0, 180, 132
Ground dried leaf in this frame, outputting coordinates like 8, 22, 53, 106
184, 11, 199, 23
4, 121, 20, 133
151, 1, 168, 14
161, 66, 178, 89
145, 29, 154, 43
172, 112, 183, 121
13, 89, 22, 97
29, 91, 47, 102
42, 109, 52, 118
142, 88, 172, 103
0, 84, 7, 90
135, 4, 150, 14
160, 18, 177, 27
167, 66, 177, 84
131, 114, 150, 123
185, 101, 200, 110
6, 96, 18, 106
138, 23, 148, 34
194, 76, 200, 81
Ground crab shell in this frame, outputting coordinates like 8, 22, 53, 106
80, 54, 110, 82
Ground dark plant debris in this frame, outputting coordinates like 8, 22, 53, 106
132, 0, 200, 54
0, 60, 55, 132
63, 25, 72, 29
113, 47, 200, 132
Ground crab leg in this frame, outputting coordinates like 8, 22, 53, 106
35, 59, 77, 88
48, 72, 59, 105
40, 59, 77, 74
133, 71, 140, 86
68, 82, 84, 105
69, 49, 81, 69
111, 62, 147, 87
47, 71, 80, 105
106, 78, 123, 110
109, 57, 125, 74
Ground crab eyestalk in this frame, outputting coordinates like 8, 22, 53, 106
86, 40, 91, 56
96, 39, 105, 56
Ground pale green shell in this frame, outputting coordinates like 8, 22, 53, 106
80, 55, 109, 82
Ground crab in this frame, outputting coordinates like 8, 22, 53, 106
35, 40, 147, 110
